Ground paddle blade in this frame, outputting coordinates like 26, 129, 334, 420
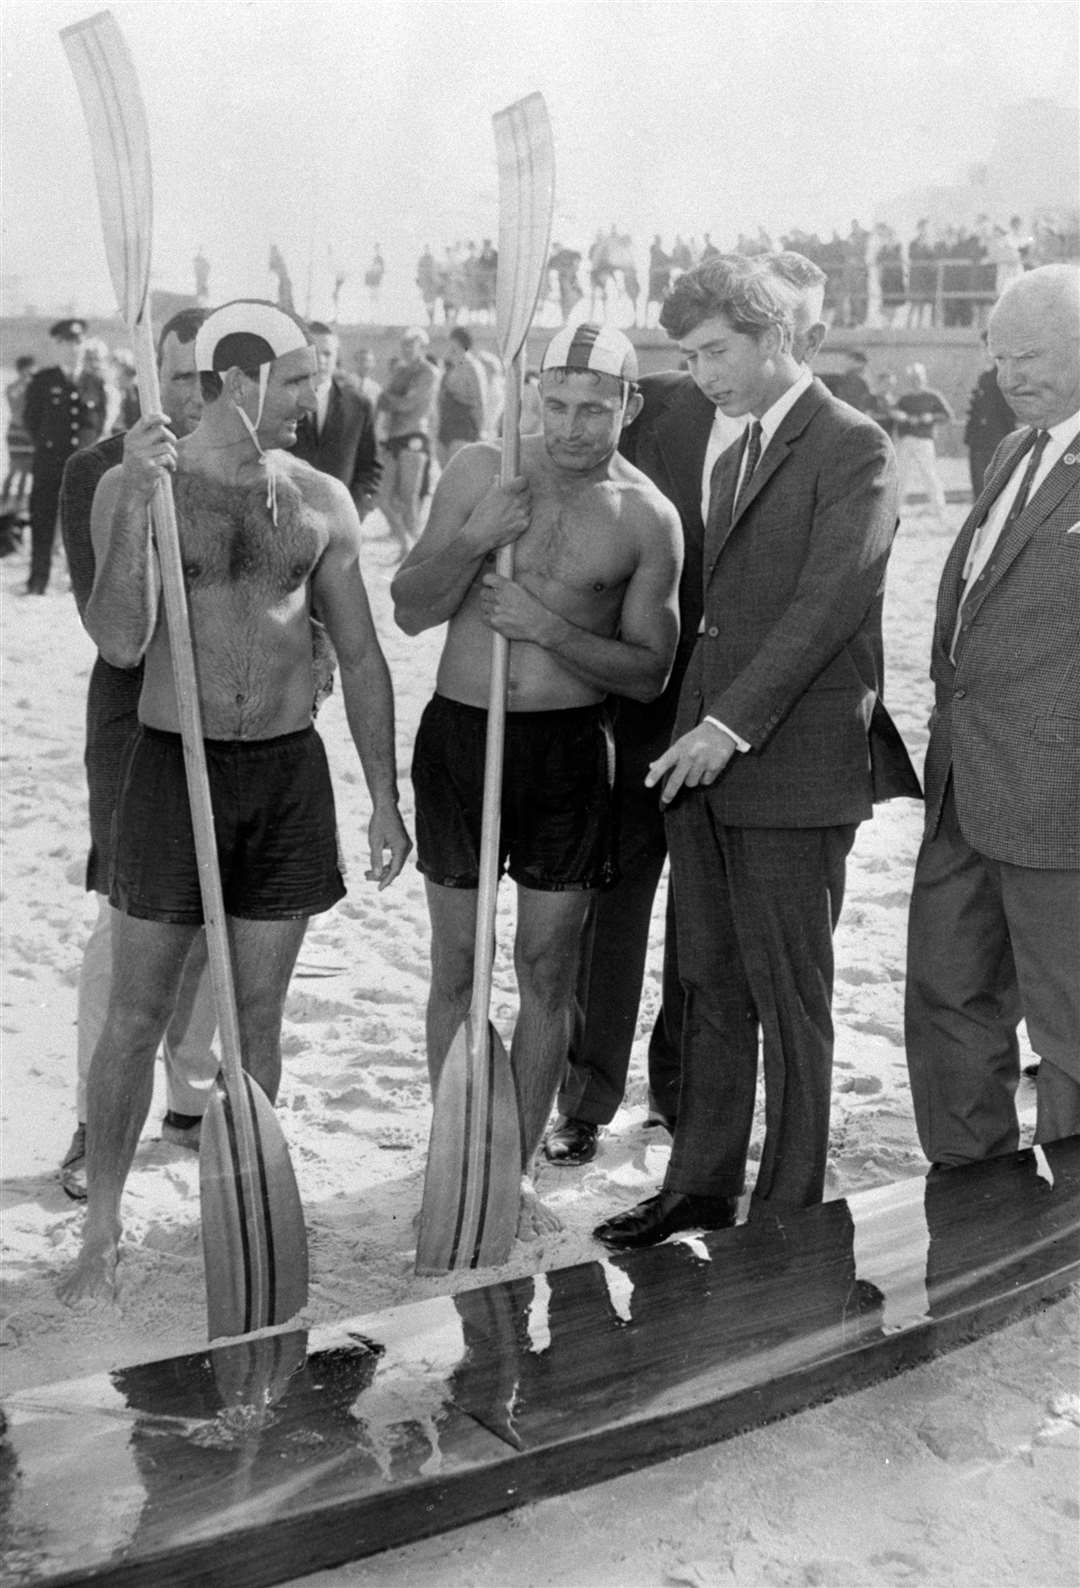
200, 1074, 309, 1340
493, 92, 555, 369
415, 1018, 523, 1276
61, 11, 152, 328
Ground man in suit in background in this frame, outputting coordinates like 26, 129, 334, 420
594, 259, 913, 1247
292, 322, 380, 519
905, 264, 1080, 1161
546, 253, 831, 1166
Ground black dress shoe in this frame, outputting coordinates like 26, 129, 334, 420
543, 1116, 599, 1165
593, 1189, 737, 1249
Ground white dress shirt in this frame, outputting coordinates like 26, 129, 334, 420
961, 408, 1080, 592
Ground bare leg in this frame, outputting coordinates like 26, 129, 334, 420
59, 915, 199, 1304
162, 928, 219, 1118
396, 449, 427, 551
228, 915, 310, 1102
422, 881, 477, 1092
513, 887, 592, 1238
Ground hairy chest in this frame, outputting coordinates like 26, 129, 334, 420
173, 473, 327, 599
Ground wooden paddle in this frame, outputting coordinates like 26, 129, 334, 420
415, 93, 555, 1276
61, 10, 308, 1340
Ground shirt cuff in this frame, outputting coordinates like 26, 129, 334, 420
704, 715, 750, 752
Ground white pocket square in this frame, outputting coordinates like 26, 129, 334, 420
1067, 522, 1080, 535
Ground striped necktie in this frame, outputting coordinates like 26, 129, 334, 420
732, 420, 763, 524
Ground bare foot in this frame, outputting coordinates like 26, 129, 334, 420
57, 1235, 119, 1305
517, 1175, 562, 1241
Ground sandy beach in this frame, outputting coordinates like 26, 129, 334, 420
1, 470, 1077, 1587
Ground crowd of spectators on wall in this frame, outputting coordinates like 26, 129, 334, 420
407, 210, 1078, 330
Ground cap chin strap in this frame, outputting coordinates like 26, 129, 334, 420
230, 364, 278, 524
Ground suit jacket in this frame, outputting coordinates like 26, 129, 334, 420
676, 376, 918, 826
617, 371, 716, 748
292, 374, 379, 502
923, 425, 1080, 869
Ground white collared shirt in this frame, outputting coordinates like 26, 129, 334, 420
314, 376, 333, 437
961, 408, 1080, 592
730, 366, 814, 506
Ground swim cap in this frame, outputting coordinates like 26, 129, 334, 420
194, 299, 310, 373
540, 322, 638, 383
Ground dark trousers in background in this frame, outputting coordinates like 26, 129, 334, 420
559, 718, 683, 1127
664, 795, 856, 1212
28, 463, 63, 591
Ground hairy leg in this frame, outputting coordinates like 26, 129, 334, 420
228, 916, 310, 1103
422, 881, 478, 1092
59, 915, 199, 1304
513, 888, 592, 1237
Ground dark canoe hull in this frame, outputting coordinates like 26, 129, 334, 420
3, 1138, 1078, 1587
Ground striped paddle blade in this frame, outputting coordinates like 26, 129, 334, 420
492, 93, 555, 369
61, 11, 152, 329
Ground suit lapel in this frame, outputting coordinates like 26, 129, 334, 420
961, 429, 1080, 617
704, 379, 826, 582
935, 430, 1031, 650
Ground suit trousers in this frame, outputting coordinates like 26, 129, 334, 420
664, 795, 855, 1210
905, 782, 1080, 1165
559, 782, 683, 1126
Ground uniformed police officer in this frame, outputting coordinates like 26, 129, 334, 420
22, 318, 106, 594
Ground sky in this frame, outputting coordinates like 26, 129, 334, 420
1, 0, 1077, 324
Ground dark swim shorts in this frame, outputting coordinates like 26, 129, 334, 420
110, 725, 346, 924
412, 694, 617, 892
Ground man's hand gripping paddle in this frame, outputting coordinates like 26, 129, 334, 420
62, 11, 308, 1340
415, 94, 555, 1275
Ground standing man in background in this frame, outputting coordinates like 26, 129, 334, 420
377, 326, 439, 560
437, 327, 488, 465
905, 264, 1080, 1162
963, 333, 1016, 497
23, 318, 106, 593
292, 322, 380, 520
895, 361, 954, 524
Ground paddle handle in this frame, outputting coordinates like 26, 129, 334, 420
130, 315, 246, 1093
471, 356, 524, 1021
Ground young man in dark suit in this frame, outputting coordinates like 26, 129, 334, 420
547, 254, 832, 1166
594, 258, 913, 1247
905, 264, 1080, 1160
291, 323, 380, 518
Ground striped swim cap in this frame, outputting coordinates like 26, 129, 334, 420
194, 299, 311, 372
540, 322, 638, 383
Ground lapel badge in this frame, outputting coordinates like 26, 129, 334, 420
1064, 452, 1078, 466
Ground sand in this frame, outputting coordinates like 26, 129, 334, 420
1, 469, 1077, 1587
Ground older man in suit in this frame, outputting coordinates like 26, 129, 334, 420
547, 254, 833, 1166
292, 323, 380, 517
594, 259, 912, 1247
905, 264, 1080, 1161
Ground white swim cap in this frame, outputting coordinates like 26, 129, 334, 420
194, 299, 310, 373
540, 322, 638, 383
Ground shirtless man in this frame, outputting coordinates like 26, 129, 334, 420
376, 326, 439, 558
60, 300, 411, 1302
391, 324, 681, 1234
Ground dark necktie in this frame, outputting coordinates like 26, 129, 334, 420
732, 420, 763, 523
1001, 427, 1050, 528
953, 428, 1050, 657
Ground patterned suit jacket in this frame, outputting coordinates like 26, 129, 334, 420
923, 424, 1080, 868
292, 374, 379, 502
675, 376, 918, 826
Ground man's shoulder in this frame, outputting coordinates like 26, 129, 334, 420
63, 432, 125, 490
